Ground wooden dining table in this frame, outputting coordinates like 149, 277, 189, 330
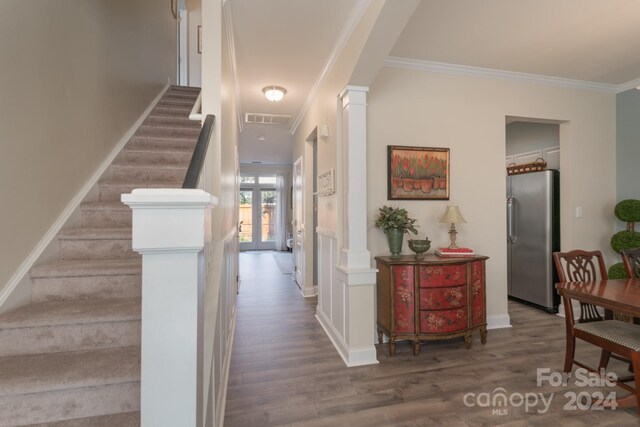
556, 279, 640, 318
556, 278, 640, 409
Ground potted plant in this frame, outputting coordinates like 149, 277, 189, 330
375, 205, 419, 256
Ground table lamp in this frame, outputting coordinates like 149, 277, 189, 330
439, 205, 466, 249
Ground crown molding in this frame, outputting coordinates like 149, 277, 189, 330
223, 0, 244, 132
289, 0, 372, 136
616, 77, 640, 93
384, 56, 624, 93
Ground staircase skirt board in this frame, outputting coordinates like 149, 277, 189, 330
0, 85, 200, 424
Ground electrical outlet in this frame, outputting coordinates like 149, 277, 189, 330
576, 207, 583, 218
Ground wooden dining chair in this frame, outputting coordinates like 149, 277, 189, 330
553, 250, 608, 323
557, 284, 640, 413
622, 247, 640, 279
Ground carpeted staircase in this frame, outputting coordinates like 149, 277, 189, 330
0, 86, 201, 426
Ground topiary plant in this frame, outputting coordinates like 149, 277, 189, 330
615, 199, 640, 225
608, 262, 628, 279
611, 230, 640, 253
609, 199, 640, 278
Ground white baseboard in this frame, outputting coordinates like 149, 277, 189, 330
316, 307, 379, 367
0, 84, 170, 314
215, 304, 236, 427
300, 286, 316, 298
487, 314, 512, 329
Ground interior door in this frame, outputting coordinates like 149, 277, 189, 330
293, 157, 304, 287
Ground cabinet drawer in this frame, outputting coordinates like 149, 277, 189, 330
419, 286, 466, 310
420, 308, 468, 333
419, 264, 466, 288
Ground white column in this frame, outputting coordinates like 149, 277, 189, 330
121, 188, 218, 427
336, 86, 378, 366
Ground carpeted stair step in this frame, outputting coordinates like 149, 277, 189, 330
80, 201, 131, 228
98, 179, 183, 201
104, 161, 187, 183
151, 105, 197, 117
144, 113, 201, 128
156, 98, 195, 109
30, 259, 141, 302
0, 346, 140, 426
58, 228, 137, 261
116, 145, 194, 165
137, 124, 200, 138
27, 411, 140, 427
128, 134, 197, 150
0, 298, 140, 357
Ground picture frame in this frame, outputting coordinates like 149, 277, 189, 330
197, 25, 202, 54
388, 145, 450, 200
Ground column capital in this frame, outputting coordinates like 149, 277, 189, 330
122, 188, 218, 254
340, 85, 369, 107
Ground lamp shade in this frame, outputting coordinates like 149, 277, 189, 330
439, 205, 466, 224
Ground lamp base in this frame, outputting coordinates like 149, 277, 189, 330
448, 224, 459, 249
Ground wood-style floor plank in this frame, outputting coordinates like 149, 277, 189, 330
225, 252, 639, 426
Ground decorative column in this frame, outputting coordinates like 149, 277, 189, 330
121, 188, 218, 427
336, 85, 378, 366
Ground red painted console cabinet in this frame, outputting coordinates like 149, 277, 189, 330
375, 254, 489, 356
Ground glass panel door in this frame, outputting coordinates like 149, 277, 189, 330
238, 175, 278, 251
261, 189, 276, 243
239, 190, 254, 248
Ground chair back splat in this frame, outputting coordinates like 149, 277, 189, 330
553, 250, 608, 323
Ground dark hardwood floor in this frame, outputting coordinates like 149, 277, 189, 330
224, 252, 638, 426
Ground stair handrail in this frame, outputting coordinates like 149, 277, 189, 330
182, 114, 215, 189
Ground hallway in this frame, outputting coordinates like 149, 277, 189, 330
224, 252, 637, 426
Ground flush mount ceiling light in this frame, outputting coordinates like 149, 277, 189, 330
263, 86, 287, 102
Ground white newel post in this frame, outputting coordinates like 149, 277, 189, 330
336, 86, 378, 366
121, 188, 218, 427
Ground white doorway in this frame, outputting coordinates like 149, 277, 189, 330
293, 157, 304, 287
177, 0, 188, 86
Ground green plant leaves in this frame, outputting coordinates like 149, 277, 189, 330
374, 205, 419, 235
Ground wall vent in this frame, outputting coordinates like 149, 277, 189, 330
245, 113, 291, 125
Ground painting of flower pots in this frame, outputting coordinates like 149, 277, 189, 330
387, 145, 450, 200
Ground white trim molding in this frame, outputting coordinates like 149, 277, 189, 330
316, 308, 378, 367
290, 0, 372, 135
222, 0, 243, 132
0, 84, 169, 313
487, 314, 512, 330
316, 227, 337, 239
384, 56, 623, 93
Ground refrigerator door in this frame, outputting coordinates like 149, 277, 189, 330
507, 171, 556, 309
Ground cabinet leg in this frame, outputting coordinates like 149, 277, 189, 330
377, 329, 383, 345
481, 326, 488, 344
389, 340, 396, 356
464, 332, 472, 349
413, 341, 420, 356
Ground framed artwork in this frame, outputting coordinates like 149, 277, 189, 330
388, 145, 450, 200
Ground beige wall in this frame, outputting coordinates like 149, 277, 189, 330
0, 0, 176, 291
367, 67, 617, 319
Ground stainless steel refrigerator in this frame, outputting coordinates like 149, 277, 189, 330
506, 170, 560, 313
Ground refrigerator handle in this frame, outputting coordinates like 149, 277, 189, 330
507, 196, 516, 244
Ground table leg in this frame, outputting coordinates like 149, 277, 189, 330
481, 326, 487, 344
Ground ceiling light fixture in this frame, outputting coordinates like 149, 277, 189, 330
258, 136, 266, 141
263, 86, 287, 102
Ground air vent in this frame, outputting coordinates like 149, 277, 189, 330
251, 161, 262, 164
245, 113, 291, 126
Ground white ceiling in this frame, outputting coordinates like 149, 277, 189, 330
230, 0, 358, 166
230, 0, 640, 166
391, 0, 640, 85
